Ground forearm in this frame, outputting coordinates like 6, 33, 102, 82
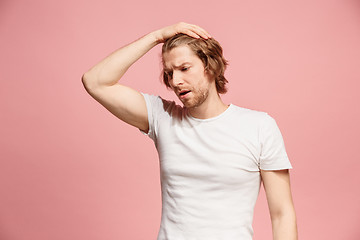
81, 22, 211, 90
82, 30, 160, 89
271, 212, 298, 240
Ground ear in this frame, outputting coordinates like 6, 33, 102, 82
204, 66, 210, 75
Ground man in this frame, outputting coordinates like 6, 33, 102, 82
82, 22, 298, 240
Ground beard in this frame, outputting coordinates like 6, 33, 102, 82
181, 87, 209, 109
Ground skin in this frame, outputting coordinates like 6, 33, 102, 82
162, 45, 228, 119
261, 169, 298, 239
82, 22, 298, 239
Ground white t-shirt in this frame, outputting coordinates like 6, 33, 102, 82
140, 93, 292, 240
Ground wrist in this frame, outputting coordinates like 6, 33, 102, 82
148, 30, 162, 44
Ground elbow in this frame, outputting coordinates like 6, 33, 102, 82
271, 209, 298, 239
270, 206, 297, 222
81, 72, 96, 92
81, 71, 91, 86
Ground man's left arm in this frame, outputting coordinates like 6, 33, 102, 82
260, 169, 298, 240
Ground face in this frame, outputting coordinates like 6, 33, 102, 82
162, 45, 215, 109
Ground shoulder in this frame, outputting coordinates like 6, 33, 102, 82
230, 104, 270, 125
141, 93, 184, 116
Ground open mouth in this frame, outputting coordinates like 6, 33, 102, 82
179, 90, 191, 96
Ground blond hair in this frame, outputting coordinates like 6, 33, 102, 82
161, 33, 229, 94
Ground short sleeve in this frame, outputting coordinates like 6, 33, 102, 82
259, 113, 293, 170
139, 93, 163, 141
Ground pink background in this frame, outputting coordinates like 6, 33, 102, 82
1, 0, 360, 239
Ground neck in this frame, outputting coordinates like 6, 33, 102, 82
188, 91, 228, 119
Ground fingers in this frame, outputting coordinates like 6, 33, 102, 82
183, 29, 203, 39
156, 22, 212, 43
176, 22, 212, 40
188, 23, 212, 39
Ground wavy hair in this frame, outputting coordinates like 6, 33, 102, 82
161, 33, 229, 94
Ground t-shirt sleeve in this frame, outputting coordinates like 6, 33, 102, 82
139, 92, 164, 142
259, 113, 293, 170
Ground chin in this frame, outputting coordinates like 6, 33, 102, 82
180, 90, 209, 109
183, 99, 204, 109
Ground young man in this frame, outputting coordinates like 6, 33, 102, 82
82, 22, 298, 240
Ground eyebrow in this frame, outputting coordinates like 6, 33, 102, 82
164, 62, 191, 71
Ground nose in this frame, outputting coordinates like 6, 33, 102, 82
170, 71, 184, 87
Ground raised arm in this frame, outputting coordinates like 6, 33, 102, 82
81, 22, 211, 133
260, 169, 298, 240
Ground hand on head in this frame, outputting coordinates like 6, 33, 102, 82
155, 22, 211, 43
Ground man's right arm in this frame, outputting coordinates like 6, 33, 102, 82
82, 32, 159, 133
81, 22, 211, 133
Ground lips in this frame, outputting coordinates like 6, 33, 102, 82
178, 90, 191, 99
179, 90, 191, 96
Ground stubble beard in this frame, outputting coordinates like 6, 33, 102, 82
182, 88, 209, 109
